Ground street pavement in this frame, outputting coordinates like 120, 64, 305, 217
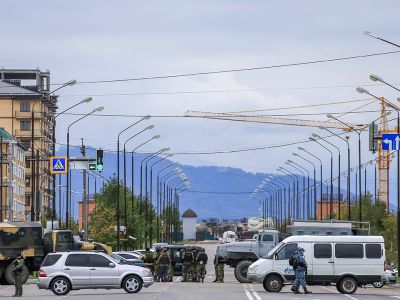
0, 242, 399, 299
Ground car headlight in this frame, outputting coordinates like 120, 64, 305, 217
142, 269, 152, 277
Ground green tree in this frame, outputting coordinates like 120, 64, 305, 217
88, 204, 116, 248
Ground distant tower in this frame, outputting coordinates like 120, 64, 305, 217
182, 208, 197, 240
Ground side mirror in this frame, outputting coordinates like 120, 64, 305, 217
109, 262, 116, 268
274, 253, 278, 260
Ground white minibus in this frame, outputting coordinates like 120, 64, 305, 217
247, 235, 385, 294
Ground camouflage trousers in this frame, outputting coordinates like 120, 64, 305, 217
167, 264, 173, 282
144, 263, 155, 277
191, 263, 198, 279
14, 273, 23, 296
214, 263, 224, 282
182, 262, 192, 281
197, 263, 206, 281
154, 263, 159, 280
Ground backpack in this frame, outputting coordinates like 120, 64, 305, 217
289, 253, 298, 268
197, 252, 208, 263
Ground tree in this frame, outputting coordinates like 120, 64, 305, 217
88, 204, 116, 248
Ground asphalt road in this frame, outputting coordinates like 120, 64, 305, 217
0, 242, 399, 300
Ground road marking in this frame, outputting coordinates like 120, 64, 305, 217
244, 289, 255, 300
390, 297, 400, 299
248, 284, 262, 300
321, 285, 359, 300
175, 276, 182, 282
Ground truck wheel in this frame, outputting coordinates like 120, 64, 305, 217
339, 277, 357, 294
234, 260, 253, 283
5, 264, 29, 285
263, 275, 283, 292
373, 281, 384, 288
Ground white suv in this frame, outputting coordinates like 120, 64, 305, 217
37, 251, 153, 295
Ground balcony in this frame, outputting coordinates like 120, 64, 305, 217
13, 129, 42, 138
14, 111, 32, 119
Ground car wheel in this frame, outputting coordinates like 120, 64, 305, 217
51, 277, 71, 296
339, 277, 357, 294
373, 282, 384, 288
123, 275, 143, 293
234, 260, 253, 283
5, 264, 29, 285
263, 275, 283, 292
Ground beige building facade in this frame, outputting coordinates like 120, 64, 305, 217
0, 128, 27, 221
0, 69, 57, 221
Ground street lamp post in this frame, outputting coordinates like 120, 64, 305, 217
318, 127, 351, 220
293, 153, 317, 219
278, 167, 298, 221
51, 96, 92, 229
359, 78, 400, 273
122, 125, 154, 249
312, 133, 341, 219
31, 79, 76, 223
309, 137, 333, 219
130, 135, 160, 216
116, 116, 150, 251
66, 106, 103, 228
287, 161, 309, 219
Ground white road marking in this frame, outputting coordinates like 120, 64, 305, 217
244, 289, 255, 300
248, 284, 262, 300
320, 285, 359, 300
175, 276, 182, 282
390, 297, 400, 299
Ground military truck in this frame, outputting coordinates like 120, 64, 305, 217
0, 222, 112, 284
215, 229, 280, 283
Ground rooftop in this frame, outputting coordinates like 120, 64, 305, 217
182, 208, 197, 218
0, 128, 15, 141
0, 80, 42, 97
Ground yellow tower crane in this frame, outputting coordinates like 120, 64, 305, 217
185, 101, 395, 208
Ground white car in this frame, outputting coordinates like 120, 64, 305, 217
247, 235, 386, 294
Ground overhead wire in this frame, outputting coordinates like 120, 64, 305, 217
51, 50, 400, 85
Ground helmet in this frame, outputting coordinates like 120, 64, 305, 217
297, 247, 305, 252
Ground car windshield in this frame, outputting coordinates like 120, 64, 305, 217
265, 242, 284, 259
110, 254, 124, 263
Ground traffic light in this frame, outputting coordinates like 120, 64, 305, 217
96, 149, 104, 172
369, 122, 378, 154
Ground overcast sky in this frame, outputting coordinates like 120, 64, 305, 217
1, 0, 400, 178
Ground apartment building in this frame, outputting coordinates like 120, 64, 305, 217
0, 128, 27, 221
0, 69, 57, 221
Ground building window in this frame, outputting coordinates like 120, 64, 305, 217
25, 196, 30, 206
20, 102, 30, 112
20, 120, 31, 131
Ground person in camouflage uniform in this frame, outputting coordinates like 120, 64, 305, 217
180, 248, 194, 282
166, 249, 174, 282
153, 247, 162, 281
212, 254, 224, 283
11, 254, 25, 297
142, 248, 155, 278
191, 247, 199, 282
196, 250, 208, 282
157, 248, 171, 282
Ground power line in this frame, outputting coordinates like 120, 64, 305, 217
58, 82, 400, 97
54, 50, 400, 85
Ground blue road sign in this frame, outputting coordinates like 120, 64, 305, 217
382, 134, 400, 150
50, 156, 68, 174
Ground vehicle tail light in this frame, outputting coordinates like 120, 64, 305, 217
39, 269, 47, 277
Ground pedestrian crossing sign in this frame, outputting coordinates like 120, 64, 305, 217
50, 156, 68, 174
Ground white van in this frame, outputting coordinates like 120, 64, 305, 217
247, 235, 385, 294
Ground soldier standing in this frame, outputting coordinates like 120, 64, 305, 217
180, 248, 194, 282
212, 254, 224, 283
196, 250, 208, 282
153, 247, 161, 281
191, 247, 199, 281
11, 254, 25, 297
157, 249, 171, 282
166, 249, 174, 282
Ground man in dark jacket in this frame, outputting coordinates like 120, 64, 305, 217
157, 249, 171, 282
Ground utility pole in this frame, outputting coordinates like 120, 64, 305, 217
81, 139, 88, 241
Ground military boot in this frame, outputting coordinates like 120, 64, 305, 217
294, 286, 301, 294
303, 287, 312, 294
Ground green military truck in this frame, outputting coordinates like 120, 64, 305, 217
0, 221, 112, 284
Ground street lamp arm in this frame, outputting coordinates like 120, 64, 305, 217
118, 116, 150, 141
124, 126, 154, 148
